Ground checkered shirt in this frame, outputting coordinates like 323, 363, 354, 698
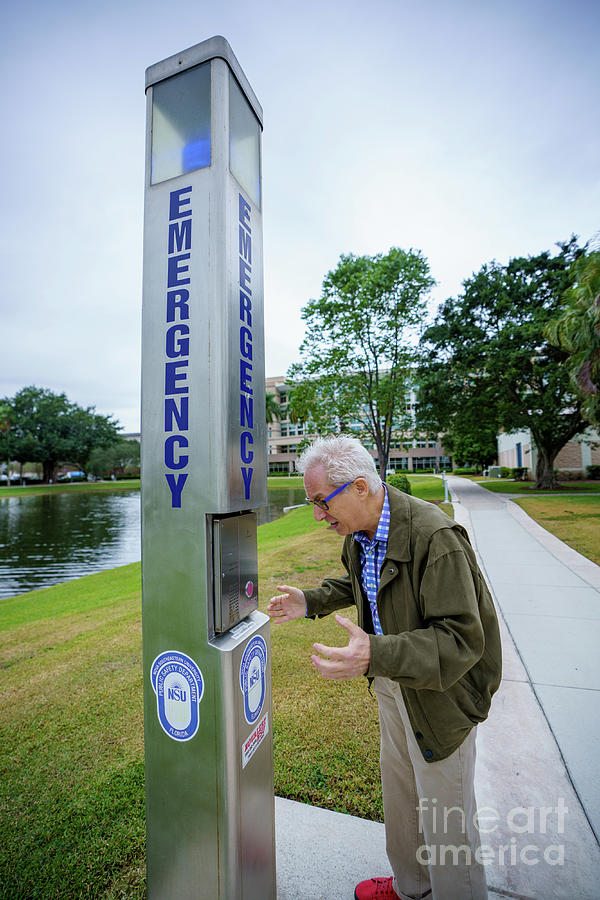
353, 485, 390, 635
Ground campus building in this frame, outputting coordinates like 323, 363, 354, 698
498, 427, 600, 477
265, 375, 452, 475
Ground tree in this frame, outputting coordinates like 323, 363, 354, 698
8, 386, 120, 482
288, 247, 435, 474
416, 361, 500, 470
87, 438, 140, 479
265, 392, 280, 425
546, 249, 600, 427
64, 406, 121, 474
418, 239, 586, 489
0, 401, 14, 484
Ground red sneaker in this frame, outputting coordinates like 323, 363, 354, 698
354, 877, 400, 900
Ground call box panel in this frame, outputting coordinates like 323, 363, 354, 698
213, 513, 258, 632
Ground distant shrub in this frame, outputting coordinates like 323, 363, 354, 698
452, 466, 479, 475
511, 467, 528, 481
557, 470, 585, 481
587, 465, 600, 480
499, 467, 512, 478
386, 473, 412, 495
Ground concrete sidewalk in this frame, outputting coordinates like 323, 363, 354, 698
274, 477, 600, 900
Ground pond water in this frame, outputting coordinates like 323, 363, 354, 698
0, 485, 307, 600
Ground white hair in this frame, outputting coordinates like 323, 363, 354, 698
297, 435, 382, 493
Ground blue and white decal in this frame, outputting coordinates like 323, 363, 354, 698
151, 650, 204, 741
239, 635, 267, 725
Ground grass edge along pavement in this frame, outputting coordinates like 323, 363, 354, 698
456, 475, 600, 568
513, 494, 600, 567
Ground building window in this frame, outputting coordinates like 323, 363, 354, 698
387, 458, 409, 471
413, 456, 438, 470
269, 461, 290, 474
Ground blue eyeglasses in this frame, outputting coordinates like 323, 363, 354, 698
305, 480, 354, 511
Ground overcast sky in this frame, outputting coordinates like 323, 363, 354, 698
1, 0, 598, 432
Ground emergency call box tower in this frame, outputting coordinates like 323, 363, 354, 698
140, 37, 275, 899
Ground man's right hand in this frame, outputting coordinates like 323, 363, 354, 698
266, 585, 306, 624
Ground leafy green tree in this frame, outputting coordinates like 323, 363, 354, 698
443, 427, 498, 470
0, 401, 14, 484
546, 249, 600, 427
87, 438, 140, 478
9, 386, 120, 482
418, 239, 586, 489
288, 247, 435, 474
65, 406, 120, 474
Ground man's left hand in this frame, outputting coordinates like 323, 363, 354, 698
311, 615, 371, 680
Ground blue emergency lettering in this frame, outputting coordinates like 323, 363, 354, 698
165, 473, 188, 508
165, 361, 189, 394
166, 289, 190, 322
240, 360, 253, 394
240, 325, 252, 361
169, 218, 192, 254
166, 324, 190, 359
240, 431, 254, 464
240, 291, 252, 326
239, 194, 251, 232
240, 395, 253, 428
164, 186, 192, 507
165, 435, 189, 470
241, 466, 253, 498
168, 254, 191, 288
165, 397, 189, 432
170, 186, 192, 219
239, 226, 251, 263
238, 192, 254, 501
239, 258, 252, 293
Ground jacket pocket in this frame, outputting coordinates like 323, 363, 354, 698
449, 676, 488, 724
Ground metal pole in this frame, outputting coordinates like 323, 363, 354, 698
141, 37, 275, 900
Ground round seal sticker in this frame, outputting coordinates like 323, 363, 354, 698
239, 635, 267, 725
150, 650, 204, 742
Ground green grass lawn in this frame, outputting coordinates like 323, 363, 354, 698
513, 495, 600, 566
0, 480, 140, 499
0, 481, 454, 898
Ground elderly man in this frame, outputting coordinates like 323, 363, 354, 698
267, 435, 501, 900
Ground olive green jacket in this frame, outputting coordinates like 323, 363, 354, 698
303, 485, 502, 762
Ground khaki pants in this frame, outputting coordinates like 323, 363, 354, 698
374, 676, 488, 900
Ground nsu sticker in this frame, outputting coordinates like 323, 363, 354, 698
239, 635, 267, 725
151, 650, 204, 741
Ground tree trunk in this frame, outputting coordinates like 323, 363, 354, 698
42, 461, 56, 484
535, 447, 559, 489
374, 440, 389, 480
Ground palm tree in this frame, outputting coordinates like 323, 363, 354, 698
265, 392, 280, 425
547, 250, 600, 427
